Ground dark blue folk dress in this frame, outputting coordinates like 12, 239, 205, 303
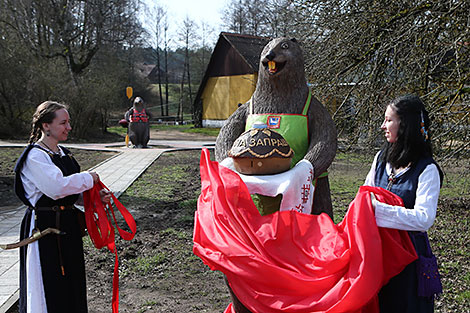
373, 154, 442, 313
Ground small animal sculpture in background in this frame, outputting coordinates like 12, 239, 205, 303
215, 37, 337, 217
124, 97, 152, 148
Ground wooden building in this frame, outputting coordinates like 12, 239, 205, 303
194, 32, 270, 127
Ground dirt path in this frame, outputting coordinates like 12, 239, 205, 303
84, 150, 229, 313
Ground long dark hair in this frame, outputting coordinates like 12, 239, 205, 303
28, 101, 68, 144
381, 95, 433, 168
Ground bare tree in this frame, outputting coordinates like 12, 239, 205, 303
220, 0, 469, 159
0, 21, 33, 134
222, 0, 300, 37
192, 21, 216, 127
223, 0, 248, 34
244, 0, 265, 35
147, 3, 167, 116
3, 0, 141, 89
0, 0, 144, 138
199, 21, 214, 76
177, 16, 197, 123
291, 0, 470, 159
163, 14, 170, 116
264, 0, 300, 37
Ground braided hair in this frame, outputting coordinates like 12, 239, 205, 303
28, 101, 68, 144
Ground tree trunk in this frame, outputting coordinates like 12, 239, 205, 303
179, 71, 184, 123
157, 49, 164, 116
164, 28, 169, 116
185, 47, 193, 122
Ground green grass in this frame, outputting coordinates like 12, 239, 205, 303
181, 126, 220, 136
125, 162, 191, 202
440, 174, 470, 198
150, 123, 219, 137
106, 124, 220, 138
334, 151, 376, 163
456, 290, 470, 302
178, 199, 198, 224
146, 84, 183, 105
328, 152, 373, 223
107, 126, 127, 136
127, 253, 167, 276
149, 124, 192, 131
161, 227, 188, 240
146, 83, 200, 112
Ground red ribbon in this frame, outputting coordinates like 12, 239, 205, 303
83, 181, 136, 313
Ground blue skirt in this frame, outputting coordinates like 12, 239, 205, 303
378, 231, 435, 313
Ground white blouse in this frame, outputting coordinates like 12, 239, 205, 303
20, 144, 94, 207
364, 152, 441, 232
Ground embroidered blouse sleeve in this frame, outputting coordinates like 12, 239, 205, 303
373, 163, 440, 231
22, 148, 94, 200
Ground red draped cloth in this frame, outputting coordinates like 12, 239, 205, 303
193, 149, 417, 313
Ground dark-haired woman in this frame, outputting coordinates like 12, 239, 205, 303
15, 101, 110, 313
364, 95, 443, 313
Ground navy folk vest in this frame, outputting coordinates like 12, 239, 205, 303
374, 154, 439, 209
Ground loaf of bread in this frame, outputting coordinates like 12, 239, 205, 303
229, 124, 293, 175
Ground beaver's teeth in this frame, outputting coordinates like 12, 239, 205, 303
268, 61, 276, 70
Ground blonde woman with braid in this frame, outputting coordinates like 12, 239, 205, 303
14, 101, 111, 313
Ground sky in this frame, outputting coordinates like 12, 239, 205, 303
143, 0, 229, 47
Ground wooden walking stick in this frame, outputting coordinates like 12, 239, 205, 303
0, 228, 64, 250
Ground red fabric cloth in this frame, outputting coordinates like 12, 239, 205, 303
193, 149, 417, 313
84, 181, 136, 313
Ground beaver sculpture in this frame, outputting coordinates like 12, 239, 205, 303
124, 97, 152, 148
215, 37, 337, 216
215, 37, 338, 313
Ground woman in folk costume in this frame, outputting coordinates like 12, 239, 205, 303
15, 101, 111, 313
365, 95, 443, 312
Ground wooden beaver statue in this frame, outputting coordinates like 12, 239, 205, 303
124, 97, 152, 148
215, 37, 337, 217
215, 36, 338, 313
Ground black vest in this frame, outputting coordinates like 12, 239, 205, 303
14, 144, 81, 207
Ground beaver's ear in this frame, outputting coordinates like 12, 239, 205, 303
291, 38, 297, 43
